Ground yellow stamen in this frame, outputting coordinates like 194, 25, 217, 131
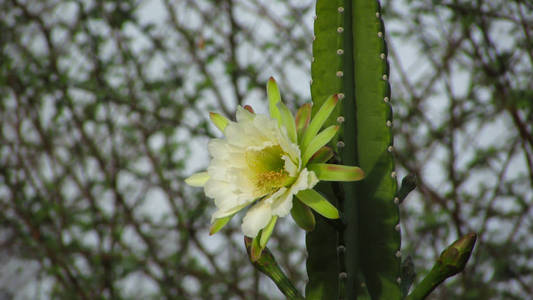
245, 145, 291, 196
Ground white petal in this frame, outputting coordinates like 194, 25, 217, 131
271, 168, 318, 216
277, 130, 301, 165
211, 202, 249, 222
282, 155, 298, 177
241, 200, 273, 237
205, 179, 242, 210
270, 189, 293, 217
264, 187, 288, 205
204, 179, 230, 198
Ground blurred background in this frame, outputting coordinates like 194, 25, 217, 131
0, 0, 531, 299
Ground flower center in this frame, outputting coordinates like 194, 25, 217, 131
245, 145, 291, 196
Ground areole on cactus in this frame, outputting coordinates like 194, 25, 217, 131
186, 77, 364, 260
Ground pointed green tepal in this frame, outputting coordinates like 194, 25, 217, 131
209, 112, 229, 133
267, 77, 282, 124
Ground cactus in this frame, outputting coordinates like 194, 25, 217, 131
250, 0, 477, 299
308, 0, 399, 299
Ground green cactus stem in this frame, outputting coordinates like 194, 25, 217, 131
344, 0, 400, 298
308, 0, 399, 298
306, 0, 345, 297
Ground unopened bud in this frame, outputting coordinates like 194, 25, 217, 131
439, 232, 477, 275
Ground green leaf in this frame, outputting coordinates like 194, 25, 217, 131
267, 77, 282, 124
296, 189, 339, 219
185, 171, 209, 187
277, 102, 298, 143
209, 112, 229, 133
302, 125, 339, 166
300, 94, 339, 152
308, 163, 365, 182
290, 198, 316, 231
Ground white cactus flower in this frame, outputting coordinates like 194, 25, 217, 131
186, 77, 365, 260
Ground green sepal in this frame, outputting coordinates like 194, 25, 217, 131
307, 146, 334, 164
185, 171, 209, 187
209, 215, 232, 235
308, 163, 365, 182
277, 102, 297, 143
300, 94, 339, 151
250, 217, 279, 262
260, 216, 278, 248
267, 77, 282, 124
209, 112, 229, 133
302, 125, 339, 166
295, 189, 339, 219
295, 103, 312, 138
251, 233, 264, 262
290, 198, 316, 231
209, 202, 249, 235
